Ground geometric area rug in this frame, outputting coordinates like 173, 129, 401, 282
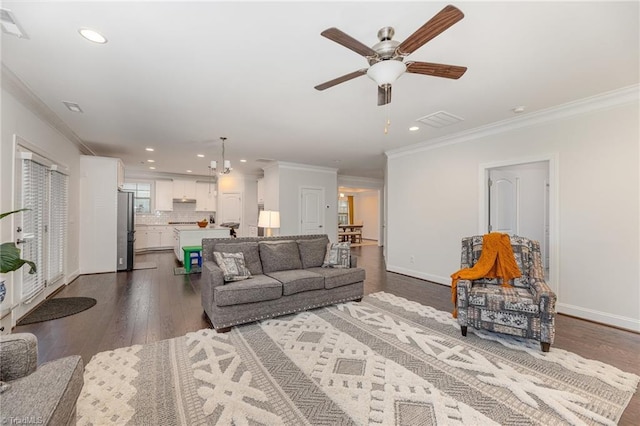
77, 292, 639, 425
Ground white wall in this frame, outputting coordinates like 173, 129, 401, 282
265, 162, 338, 240
1, 87, 82, 326
217, 173, 259, 237
354, 190, 380, 241
386, 90, 639, 331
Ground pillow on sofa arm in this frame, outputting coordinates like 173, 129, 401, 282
322, 242, 351, 268
213, 252, 252, 282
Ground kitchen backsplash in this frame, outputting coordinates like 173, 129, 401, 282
136, 202, 215, 225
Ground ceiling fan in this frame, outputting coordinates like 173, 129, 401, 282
315, 4, 467, 106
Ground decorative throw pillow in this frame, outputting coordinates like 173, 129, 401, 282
322, 242, 351, 268
213, 251, 252, 282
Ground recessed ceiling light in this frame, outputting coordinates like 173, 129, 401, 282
62, 101, 83, 113
186, 170, 192, 173
197, 154, 205, 158
78, 28, 107, 44
512, 105, 526, 114
240, 159, 247, 163
147, 159, 155, 163
149, 166, 156, 170
409, 126, 420, 131
145, 147, 154, 152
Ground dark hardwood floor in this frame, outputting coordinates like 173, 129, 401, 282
14, 246, 640, 424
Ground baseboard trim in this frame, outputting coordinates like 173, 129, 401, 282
557, 302, 640, 333
386, 265, 450, 286
387, 266, 640, 332
66, 270, 80, 285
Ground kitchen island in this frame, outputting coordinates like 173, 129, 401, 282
173, 225, 231, 264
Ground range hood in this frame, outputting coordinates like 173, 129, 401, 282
173, 198, 196, 203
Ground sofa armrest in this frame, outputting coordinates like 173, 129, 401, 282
529, 278, 557, 315
0, 333, 38, 382
202, 260, 225, 305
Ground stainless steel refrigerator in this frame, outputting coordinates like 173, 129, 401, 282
117, 191, 135, 271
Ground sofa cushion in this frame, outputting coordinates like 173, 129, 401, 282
213, 242, 262, 275
297, 237, 329, 269
214, 275, 282, 307
213, 252, 251, 282
322, 242, 351, 268
266, 269, 325, 296
259, 241, 303, 273
306, 267, 366, 289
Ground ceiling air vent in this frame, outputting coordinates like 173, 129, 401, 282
255, 158, 276, 163
416, 111, 464, 128
1, 8, 28, 39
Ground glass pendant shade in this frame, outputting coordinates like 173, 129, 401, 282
366, 60, 407, 86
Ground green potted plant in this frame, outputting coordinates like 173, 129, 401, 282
1, 209, 36, 304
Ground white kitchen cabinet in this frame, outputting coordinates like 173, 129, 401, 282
173, 179, 196, 199
173, 226, 231, 263
160, 228, 174, 247
146, 229, 161, 248
134, 229, 147, 251
135, 225, 174, 251
195, 182, 217, 211
155, 180, 173, 211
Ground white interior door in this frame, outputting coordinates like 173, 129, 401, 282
300, 187, 324, 235
488, 170, 518, 234
220, 192, 242, 226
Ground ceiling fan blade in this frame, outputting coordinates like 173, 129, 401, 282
378, 85, 391, 106
396, 5, 464, 56
314, 69, 367, 91
321, 27, 378, 58
406, 61, 467, 79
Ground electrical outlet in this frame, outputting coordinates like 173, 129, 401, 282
410, 255, 415, 264
119, 258, 123, 265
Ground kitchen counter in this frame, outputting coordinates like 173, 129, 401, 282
173, 226, 231, 263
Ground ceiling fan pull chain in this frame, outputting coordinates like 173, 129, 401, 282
384, 87, 391, 134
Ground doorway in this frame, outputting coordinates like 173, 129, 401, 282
338, 187, 382, 246
480, 156, 558, 293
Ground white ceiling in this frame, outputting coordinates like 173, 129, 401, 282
2, 1, 638, 180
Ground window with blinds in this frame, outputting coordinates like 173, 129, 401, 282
48, 170, 68, 284
21, 159, 48, 302
19, 158, 69, 302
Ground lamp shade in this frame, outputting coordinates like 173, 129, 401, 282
366, 60, 407, 86
258, 210, 280, 228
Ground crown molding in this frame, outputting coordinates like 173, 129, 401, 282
338, 174, 384, 188
386, 84, 639, 159
2, 64, 95, 155
268, 161, 338, 174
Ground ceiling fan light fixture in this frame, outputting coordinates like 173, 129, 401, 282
366, 60, 406, 86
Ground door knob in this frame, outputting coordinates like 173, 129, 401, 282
16, 238, 27, 244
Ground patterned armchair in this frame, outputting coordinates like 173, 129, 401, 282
455, 235, 557, 352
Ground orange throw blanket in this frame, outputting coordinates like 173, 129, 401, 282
451, 233, 521, 318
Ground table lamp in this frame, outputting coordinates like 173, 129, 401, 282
258, 210, 280, 237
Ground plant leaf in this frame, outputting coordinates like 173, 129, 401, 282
0, 242, 37, 274
0, 208, 29, 220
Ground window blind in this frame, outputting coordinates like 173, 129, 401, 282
21, 159, 48, 302
48, 170, 67, 284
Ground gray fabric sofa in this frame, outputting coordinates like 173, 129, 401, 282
0, 333, 84, 426
201, 234, 365, 331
